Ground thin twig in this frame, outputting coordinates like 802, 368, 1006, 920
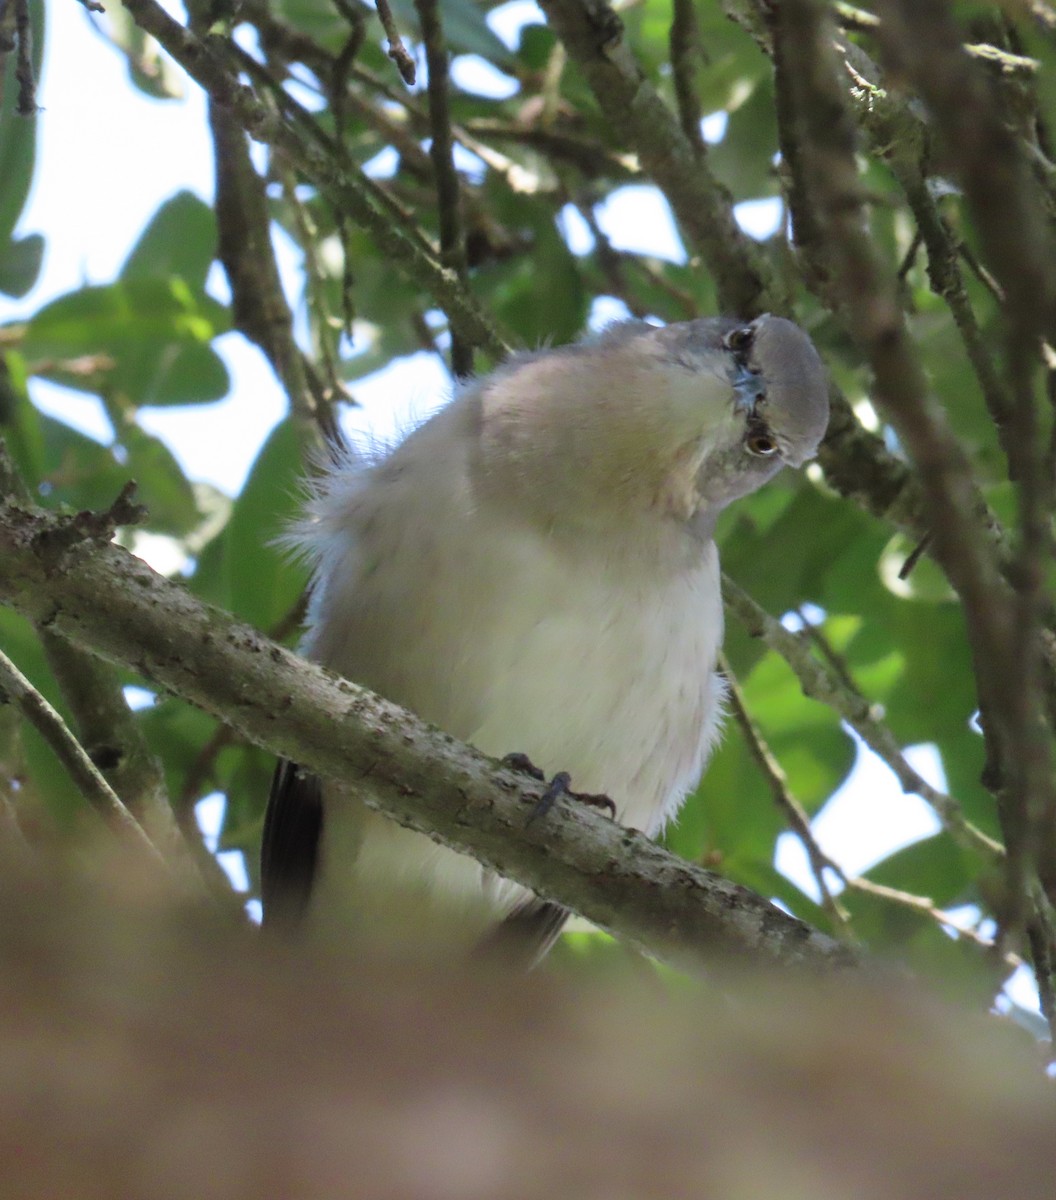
575, 199, 699, 320
839, 42, 1017, 467
14, 0, 34, 115
720, 654, 851, 930
274, 159, 349, 409
539, 0, 777, 317
118, 0, 510, 361
329, 0, 367, 143
1006, 327, 1056, 906
209, 101, 344, 454
670, 0, 706, 155
1025, 894, 1056, 1045
374, 0, 416, 85
844, 875, 1011, 956
898, 532, 933, 581
38, 634, 176, 831
723, 574, 1005, 862
413, 0, 472, 377
0, 648, 163, 863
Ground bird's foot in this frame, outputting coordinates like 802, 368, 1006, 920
501, 752, 547, 783
502, 754, 616, 826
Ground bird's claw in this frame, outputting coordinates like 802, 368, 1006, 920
502, 753, 618, 825
501, 752, 547, 783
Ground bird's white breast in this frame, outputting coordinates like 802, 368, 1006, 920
298, 400, 726, 933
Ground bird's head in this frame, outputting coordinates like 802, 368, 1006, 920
475, 314, 829, 540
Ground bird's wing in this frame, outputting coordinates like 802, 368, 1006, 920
260, 758, 324, 929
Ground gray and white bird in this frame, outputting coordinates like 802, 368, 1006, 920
261, 314, 829, 958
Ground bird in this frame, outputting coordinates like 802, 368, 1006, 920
260, 314, 829, 960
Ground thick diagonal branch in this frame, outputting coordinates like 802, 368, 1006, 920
0, 496, 853, 975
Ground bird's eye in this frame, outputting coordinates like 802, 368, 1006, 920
745, 429, 778, 457
724, 326, 755, 355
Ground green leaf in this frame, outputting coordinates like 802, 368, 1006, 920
122, 192, 217, 291
217, 743, 273, 864
138, 698, 220, 808
221, 418, 310, 630
270, 0, 352, 52
708, 79, 779, 200
8, 381, 199, 537
0, 352, 47, 484
485, 206, 588, 345
0, 233, 44, 299
0, 0, 42, 246
515, 22, 554, 70
0, 608, 84, 821
32, 411, 130, 514
22, 280, 230, 406
669, 725, 782, 866
117, 423, 201, 536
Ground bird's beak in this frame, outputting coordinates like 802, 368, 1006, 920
730, 362, 766, 413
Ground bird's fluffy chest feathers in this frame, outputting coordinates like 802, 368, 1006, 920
301, 408, 726, 922
455, 532, 725, 835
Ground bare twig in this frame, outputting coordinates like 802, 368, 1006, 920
838, 41, 1017, 465
273, 159, 349, 409
897, 532, 933, 581
720, 654, 851, 930
37, 634, 178, 831
844, 875, 1011, 957
209, 102, 344, 454
0, 648, 163, 863
539, 0, 777, 317
875, 2, 1056, 347
413, 0, 472, 376
118, 0, 510, 361
373, 0, 416, 85
722, 574, 1004, 863
14, 0, 34, 115
1025, 897, 1056, 1044
670, 0, 706, 155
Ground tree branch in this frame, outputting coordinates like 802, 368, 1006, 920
722, 575, 1003, 863
117, 0, 510, 362
0, 495, 854, 975
767, 0, 1056, 947
209, 101, 343, 452
0, 646, 163, 865
413, 0, 472, 376
538, 0, 777, 317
